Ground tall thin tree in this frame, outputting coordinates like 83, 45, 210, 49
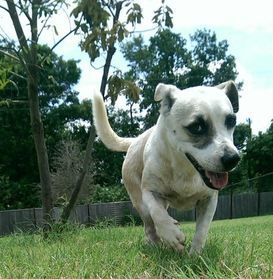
1, 0, 75, 227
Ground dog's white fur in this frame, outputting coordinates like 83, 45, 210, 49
92, 81, 239, 254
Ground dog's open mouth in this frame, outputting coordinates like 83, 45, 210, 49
186, 153, 228, 190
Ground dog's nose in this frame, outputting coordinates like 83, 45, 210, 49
221, 152, 240, 171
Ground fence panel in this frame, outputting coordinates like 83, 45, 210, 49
232, 192, 258, 218
69, 205, 89, 224
0, 211, 14, 235
107, 202, 128, 224
0, 209, 35, 235
88, 201, 134, 225
169, 208, 195, 222
259, 192, 273, 215
34, 208, 43, 227
13, 208, 36, 232
214, 195, 232, 220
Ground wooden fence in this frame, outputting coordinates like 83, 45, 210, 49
0, 191, 273, 236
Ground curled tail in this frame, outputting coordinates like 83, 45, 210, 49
92, 90, 135, 152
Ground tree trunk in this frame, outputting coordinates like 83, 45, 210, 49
6, 0, 54, 228
27, 65, 54, 227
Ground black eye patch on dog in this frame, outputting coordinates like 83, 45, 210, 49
185, 116, 214, 149
186, 116, 209, 136
225, 114, 236, 129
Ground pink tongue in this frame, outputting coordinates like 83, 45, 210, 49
205, 171, 228, 189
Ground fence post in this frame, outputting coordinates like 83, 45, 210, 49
257, 192, 260, 216
33, 208, 37, 229
230, 191, 233, 219
87, 203, 91, 224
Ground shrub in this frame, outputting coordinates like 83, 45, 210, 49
90, 185, 129, 203
51, 139, 94, 205
0, 176, 40, 209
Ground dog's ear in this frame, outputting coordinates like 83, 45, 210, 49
154, 83, 177, 114
154, 83, 176, 101
216, 80, 239, 113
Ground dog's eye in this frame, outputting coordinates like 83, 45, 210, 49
225, 114, 237, 129
186, 119, 208, 136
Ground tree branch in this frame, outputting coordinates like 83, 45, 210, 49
18, 0, 32, 22
40, 26, 78, 66
0, 31, 29, 75
37, 0, 60, 40
0, 4, 9, 13
9, 70, 27, 80
50, 26, 78, 53
100, 1, 124, 98
31, 0, 39, 44
0, 49, 20, 62
5, 0, 30, 60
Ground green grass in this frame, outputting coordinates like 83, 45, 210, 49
0, 216, 272, 278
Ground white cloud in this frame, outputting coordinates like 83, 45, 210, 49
238, 86, 273, 134
168, 0, 273, 33
236, 62, 273, 134
130, 0, 273, 34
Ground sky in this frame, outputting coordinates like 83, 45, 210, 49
1, 0, 273, 134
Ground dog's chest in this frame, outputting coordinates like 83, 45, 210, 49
161, 174, 213, 210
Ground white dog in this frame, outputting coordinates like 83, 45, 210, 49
92, 81, 240, 254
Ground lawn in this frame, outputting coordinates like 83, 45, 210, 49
0, 215, 272, 278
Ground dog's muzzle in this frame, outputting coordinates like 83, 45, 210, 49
185, 153, 230, 191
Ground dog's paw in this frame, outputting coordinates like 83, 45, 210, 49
189, 243, 203, 256
189, 237, 206, 255
155, 218, 186, 252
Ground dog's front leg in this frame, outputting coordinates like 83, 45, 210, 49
190, 192, 218, 255
142, 189, 185, 252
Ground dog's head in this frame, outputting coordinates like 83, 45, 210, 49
154, 81, 240, 191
